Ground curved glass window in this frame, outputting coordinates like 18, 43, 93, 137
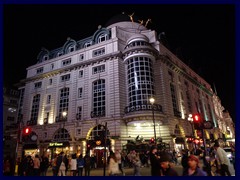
127, 56, 154, 106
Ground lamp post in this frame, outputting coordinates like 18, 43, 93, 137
62, 111, 67, 120
150, 97, 157, 144
188, 114, 196, 153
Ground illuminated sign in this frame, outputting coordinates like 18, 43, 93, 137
96, 140, 101, 145
49, 142, 63, 147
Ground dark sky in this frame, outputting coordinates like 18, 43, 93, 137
3, 4, 235, 121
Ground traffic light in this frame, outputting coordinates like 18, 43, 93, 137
193, 114, 203, 130
150, 137, 155, 144
23, 127, 31, 135
22, 127, 32, 142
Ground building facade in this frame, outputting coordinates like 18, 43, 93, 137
3, 87, 20, 159
15, 14, 234, 166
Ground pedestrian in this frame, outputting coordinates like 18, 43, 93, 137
33, 154, 41, 176
182, 155, 207, 176
84, 152, 91, 176
115, 149, 125, 175
56, 152, 66, 176
108, 152, 120, 176
51, 154, 58, 176
69, 153, 77, 176
149, 145, 160, 176
132, 152, 141, 176
231, 146, 235, 170
181, 149, 189, 172
77, 154, 84, 176
159, 152, 179, 176
213, 143, 231, 176
40, 154, 49, 176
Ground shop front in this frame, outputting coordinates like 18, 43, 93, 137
48, 141, 71, 157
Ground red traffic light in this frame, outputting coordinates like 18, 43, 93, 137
193, 114, 201, 122
23, 127, 31, 135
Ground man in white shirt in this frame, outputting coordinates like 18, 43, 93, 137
213, 143, 231, 176
115, 149, 125, 175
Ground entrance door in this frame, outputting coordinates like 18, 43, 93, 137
94, 149, 105, 168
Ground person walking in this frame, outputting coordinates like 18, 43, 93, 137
149, 145, 160, 176
77, 154, 84, 176
159, 152, 179, 176
213, 143, 231, 176
132, 152, 141, 176
84, 152, 91, 176
33, 154, 41, 176
108, 152, 120, 176
182, 155, 207, 176
181, 149, 189, 173
69, 153, 77, 176
40, 154, 49, 176
115, 149, 125, 175
56, 152, 67, 176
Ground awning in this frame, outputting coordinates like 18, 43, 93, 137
23, 143, 38, 149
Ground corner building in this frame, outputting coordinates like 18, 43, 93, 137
16, 14, 221, 166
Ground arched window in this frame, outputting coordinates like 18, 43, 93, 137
98, 34, 107, 43
53, 128, 70, 141
84, 41, 92, 48
68, 45, 75, 53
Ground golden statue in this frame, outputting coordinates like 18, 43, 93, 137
128, 12, 135, 22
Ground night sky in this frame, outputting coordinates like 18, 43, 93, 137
3, 4, 235, 121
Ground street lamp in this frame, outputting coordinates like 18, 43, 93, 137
188, 114, 196, 153
150, 97, 157, 144
62, 111, 67, 119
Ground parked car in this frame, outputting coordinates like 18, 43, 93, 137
223, 147, 233, 162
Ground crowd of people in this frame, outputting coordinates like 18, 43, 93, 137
3, 141, 235, 176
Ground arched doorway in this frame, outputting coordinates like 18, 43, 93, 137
86, 124, 111, 168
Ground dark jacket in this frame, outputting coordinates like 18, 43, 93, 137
161, 167, 179, 176
182, 167, 207, 176
149, 153, 160, 176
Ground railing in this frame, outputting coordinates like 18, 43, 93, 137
124, 103, 163, 114
90, 110, 106, 118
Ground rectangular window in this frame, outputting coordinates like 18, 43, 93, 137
7, 116, 15, 121
62, 58, 72, 66
79, 70, 83, 78
60, 74, 71, 82
80, 54, 84, 61
92, 65, 105, 74
51, 64, 54, 70
49, 78, 52, 85
76, 128, 81, 135
47, 95, 51, 104
78, 88, 83, 98
36, 67, 44, 74
76, 106, 82, 120
92, 48, 105, 57
34, 82, 42, 89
